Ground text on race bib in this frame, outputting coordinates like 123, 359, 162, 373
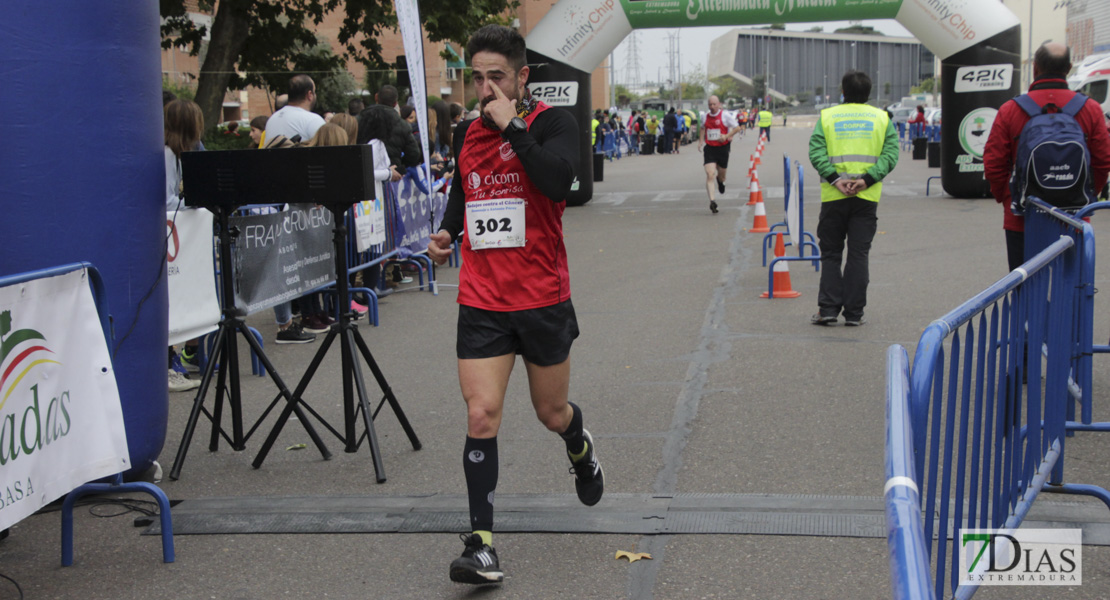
707, 129, 721, 141
466, 198, 526, 250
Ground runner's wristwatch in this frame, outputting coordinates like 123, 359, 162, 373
503, 117, 527, 135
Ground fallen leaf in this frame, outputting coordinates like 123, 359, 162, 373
615, 550, 652, 563
286, 443, 307, 451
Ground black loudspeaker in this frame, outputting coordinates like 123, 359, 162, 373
181, 145, 375, 210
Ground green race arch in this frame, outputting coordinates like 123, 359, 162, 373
524, 0, 1021, 203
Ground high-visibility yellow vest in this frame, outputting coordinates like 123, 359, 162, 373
591, 118, 599, 145
818, 104, 889, 203
758, 110, 773, 127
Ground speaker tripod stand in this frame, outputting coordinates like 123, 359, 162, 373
251, 202, 422, 482
169, 204, 332, 481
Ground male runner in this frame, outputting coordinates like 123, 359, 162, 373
699, 95, 742, 214
427, 24, 603, 585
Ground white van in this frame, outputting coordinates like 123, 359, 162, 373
1070, 53, 1110, 116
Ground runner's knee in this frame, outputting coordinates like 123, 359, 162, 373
465, 400, 502, 437
535, 403, 570, 432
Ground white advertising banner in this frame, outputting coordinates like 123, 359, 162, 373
527, 81, 579, 107
394, 0, 432, 183
787, 171, 800, 251
954, 64, 1013, 93
353, 199, 387, 253
896, 0, 1020, 60
167, 209, 220, 346
0, 269, 130, 530
527, 0, 633, 73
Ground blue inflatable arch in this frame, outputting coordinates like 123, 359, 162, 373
524, 0, 1021, 203
1, 4, 168, 475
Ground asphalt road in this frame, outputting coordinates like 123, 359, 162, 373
2, 123, 1109, 600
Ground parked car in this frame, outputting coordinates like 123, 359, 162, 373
926, 108, 942, 126
890, 107, 915, 126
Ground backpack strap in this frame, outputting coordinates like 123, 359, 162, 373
1061, 92, 1089, 117
1014, 94, 1043, 118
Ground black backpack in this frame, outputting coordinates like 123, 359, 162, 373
1009, 93, 1096, 214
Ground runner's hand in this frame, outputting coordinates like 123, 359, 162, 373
484, 83, 517, 131
428, 230, 453, 265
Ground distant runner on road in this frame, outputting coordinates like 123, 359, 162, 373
699, 95, 742, 214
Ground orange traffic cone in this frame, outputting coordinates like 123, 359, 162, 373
749, 194, 770, 233
761, 233, 801, 298
747, 176, 761, 206
747, 154, 755, 177
752, 149, 762, 168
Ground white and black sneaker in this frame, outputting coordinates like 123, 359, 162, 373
449, 533, 503, 585
569, 429, 604, 506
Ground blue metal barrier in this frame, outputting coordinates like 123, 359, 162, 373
1026, 199, 1110, 427
761, 159, 820, 273
0, 262, 175, 566
886, 229, 1079, 599
885, 346, 934, 600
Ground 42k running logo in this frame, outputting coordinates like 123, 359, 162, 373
0, 310, 60, 412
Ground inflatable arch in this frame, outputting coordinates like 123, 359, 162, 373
2, 4, 168, 476
524, 0, 1021, 203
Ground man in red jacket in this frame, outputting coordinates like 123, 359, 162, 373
984, 42, 1110, 271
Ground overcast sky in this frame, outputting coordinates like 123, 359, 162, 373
612, 20, 914, 88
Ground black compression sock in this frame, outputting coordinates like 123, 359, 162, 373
559, 402, 586, 457
463, 436, 498, 533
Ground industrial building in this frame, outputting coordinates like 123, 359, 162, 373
707, 28, 934, 108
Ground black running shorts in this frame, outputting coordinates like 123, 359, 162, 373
457, 300, 579, 366
703, 144, 730, 169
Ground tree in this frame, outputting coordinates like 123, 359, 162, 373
912, 77, 936, 95
806, 26, 824, 33
161, 0, 520, 131
681, 64, 709, 101
710, 75, 742, 102
162, 75, 196, 101
681, 82, 706, 100
613, 84, 639, 105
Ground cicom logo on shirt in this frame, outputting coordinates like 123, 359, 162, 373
499, 141, 516, 162
468, 172, 482, 190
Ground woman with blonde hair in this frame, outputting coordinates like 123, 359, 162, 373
330, 113, 359, 146
303, 122, 348, 147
